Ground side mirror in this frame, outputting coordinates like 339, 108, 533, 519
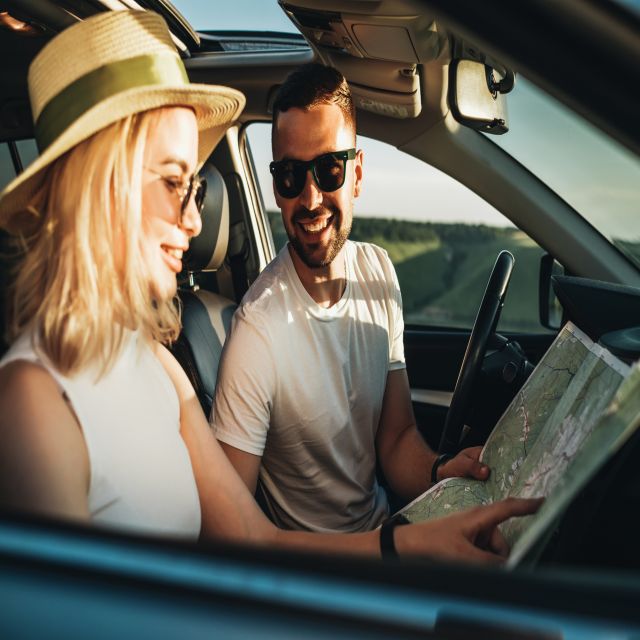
448, 59, 514, 135
539, 253, 564, 330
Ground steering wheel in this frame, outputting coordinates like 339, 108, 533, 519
438, 250, 515, 454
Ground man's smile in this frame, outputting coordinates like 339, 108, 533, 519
298, 214, 334, 235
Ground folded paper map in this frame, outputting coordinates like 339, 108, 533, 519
397, 322, 640, 567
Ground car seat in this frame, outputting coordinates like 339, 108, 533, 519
172, 163, 237, 416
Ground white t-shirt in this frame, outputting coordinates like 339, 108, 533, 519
211, 241, 405, 532
0, 330, 201, 540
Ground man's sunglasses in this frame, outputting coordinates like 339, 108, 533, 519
269, 148, 356, 199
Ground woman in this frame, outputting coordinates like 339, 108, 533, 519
0, 10, 539, 562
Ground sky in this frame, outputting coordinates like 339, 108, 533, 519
174, 1, 297, 33
170, 0, 640, 237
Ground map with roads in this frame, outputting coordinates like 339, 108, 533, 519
398, 323, 640, 566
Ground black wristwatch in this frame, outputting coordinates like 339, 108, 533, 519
379, 513, 410, 559
431, 453, 453, 484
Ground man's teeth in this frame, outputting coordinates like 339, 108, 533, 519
164, 247, 183, 259
301, 218, 330, 233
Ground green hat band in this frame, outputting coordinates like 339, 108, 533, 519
34, 52, 189, 152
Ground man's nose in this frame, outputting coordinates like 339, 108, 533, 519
298, 169, 323, 211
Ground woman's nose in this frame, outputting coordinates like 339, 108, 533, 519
180, 196, 202, 238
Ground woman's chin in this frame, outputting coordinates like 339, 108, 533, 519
150, 276, 178, 302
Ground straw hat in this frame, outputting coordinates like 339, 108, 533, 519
0, 9, 246, 233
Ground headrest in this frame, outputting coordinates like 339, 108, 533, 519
183, 163, 229, 273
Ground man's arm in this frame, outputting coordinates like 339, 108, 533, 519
376, 368, 489, 501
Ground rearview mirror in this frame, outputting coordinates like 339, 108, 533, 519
539, 253, 564, 330
448, 59, 513, 135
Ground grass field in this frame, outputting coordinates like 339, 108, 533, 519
267, 211, 546, 332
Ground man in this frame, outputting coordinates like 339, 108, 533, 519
211, 64, 489, 533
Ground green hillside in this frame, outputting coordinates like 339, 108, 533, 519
266, 211, 545, 332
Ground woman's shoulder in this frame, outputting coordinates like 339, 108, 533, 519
0, 329, 79, 430
0, 330, 65, 401
0, 358, 87, 476
0, 357, 90, 519
1, 357, 49, 386
0, 358, 71, 424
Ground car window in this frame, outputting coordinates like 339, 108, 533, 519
0, 139, 38, 355
0, 144, 16, 192
246, 122, 547, 333
0, 139, 38, 191
486, 77, 640, 269
172, 0, 297, 32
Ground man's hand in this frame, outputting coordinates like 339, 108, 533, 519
437, 446, 489, 483
395, 497, 543, 564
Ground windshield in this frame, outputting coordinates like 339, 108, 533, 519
486, 76, 640, 269
172, 0, 296, 32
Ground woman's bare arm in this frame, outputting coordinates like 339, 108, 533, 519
0, 360, 90, 522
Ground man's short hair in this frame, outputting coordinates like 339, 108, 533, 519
272, 63, 356, 141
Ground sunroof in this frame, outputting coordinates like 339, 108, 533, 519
171, 0, 297, 33
198, 32, 308, 54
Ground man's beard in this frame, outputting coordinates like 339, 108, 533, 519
286, 205, 352, 269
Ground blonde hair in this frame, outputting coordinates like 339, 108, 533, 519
6, 108, 182, 376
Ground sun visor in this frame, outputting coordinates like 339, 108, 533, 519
349, 82, 421, 119
323, 50, 421, 119
279, 2, 448, 119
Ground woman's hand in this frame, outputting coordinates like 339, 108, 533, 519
394, 497, 543, 564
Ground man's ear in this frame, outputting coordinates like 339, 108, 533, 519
353, 148, 364, 198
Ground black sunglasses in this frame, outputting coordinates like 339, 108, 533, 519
269, 148, 356, 199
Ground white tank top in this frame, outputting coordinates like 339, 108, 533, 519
0, 330, 201, 540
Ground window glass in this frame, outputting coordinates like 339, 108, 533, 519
246, 123, 546, 333
0, 139, 38, 192
487, 77, 640, 269
0, 144, 15, 192
16, 139, 38, 169
0, 139, 37, 355
171, 1, 297, 32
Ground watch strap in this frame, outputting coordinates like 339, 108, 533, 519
431, 452, 454, 484
379, 514, 410, 559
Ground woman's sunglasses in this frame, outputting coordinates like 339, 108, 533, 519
179, 174, 208, 220
146, 167, 208, 224
269, 148, 356, 199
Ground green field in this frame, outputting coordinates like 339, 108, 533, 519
267, 211, 547, 332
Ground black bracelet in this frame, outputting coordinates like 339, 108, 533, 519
379, 514, 410, 560
431, 453, 453, 484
